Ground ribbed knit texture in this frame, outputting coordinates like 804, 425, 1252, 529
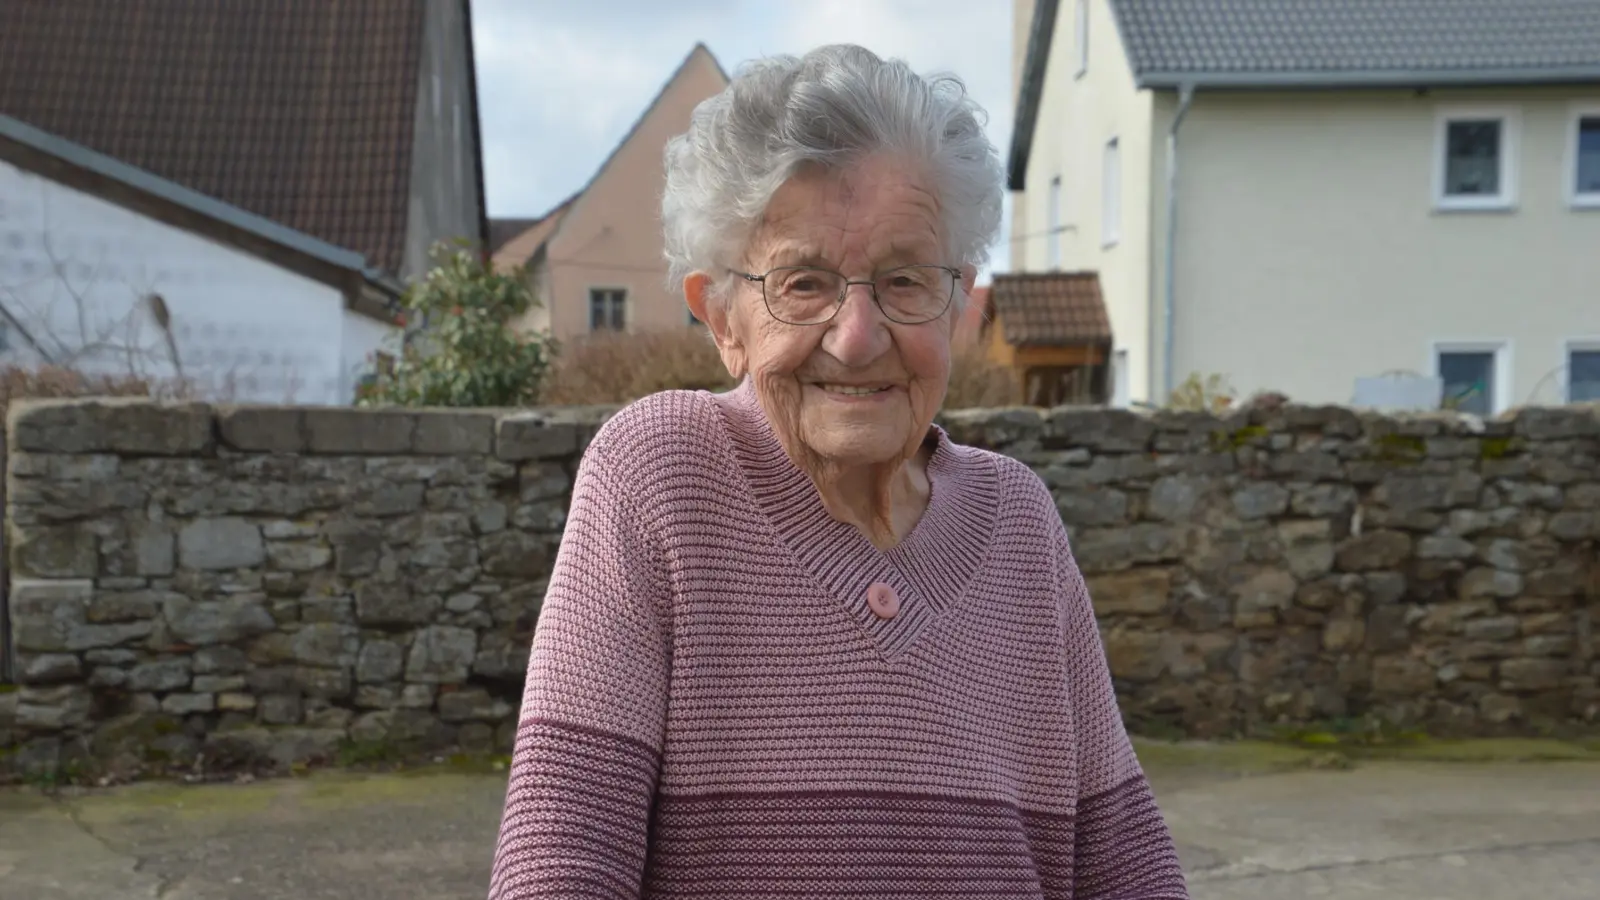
488, 381, 1189, 899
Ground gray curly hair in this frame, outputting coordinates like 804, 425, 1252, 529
660, 44, 1003, 305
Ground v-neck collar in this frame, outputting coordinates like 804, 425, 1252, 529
710, 379, 998, 661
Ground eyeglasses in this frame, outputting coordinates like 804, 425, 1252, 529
732, 264, 961, 326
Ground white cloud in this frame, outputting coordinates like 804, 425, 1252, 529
472, 0, 1014, 269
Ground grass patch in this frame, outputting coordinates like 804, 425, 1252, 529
1364, 738, 1600, 764
1210, 425, 1269, 453
1478, 436, 1520, 460
334, 739, 407, 769
1132, 739, 1331, 775
1373, 433, 1426, 463
1272, 716, 1428, 750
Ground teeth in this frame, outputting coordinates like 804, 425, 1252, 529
822, 384, 888, 396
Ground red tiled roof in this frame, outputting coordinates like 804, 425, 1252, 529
988, 272, 1112, 346
0, 0, 428, 274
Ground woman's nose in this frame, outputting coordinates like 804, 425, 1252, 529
821, 282, 891, 366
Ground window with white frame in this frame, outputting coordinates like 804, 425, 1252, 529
1433, 341, 1508, 415
1570, 107, 1600, 206
1568, 342, 1600, 403
1435, 107, 1517, 210
1110, 348, 1130, 408
1074, 0, 1089, 77
1048, 175, 1062, 268
1102, 137, 1121, 247
589, 288, 626, 331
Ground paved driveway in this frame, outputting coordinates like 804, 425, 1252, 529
3, 741, 1598, 899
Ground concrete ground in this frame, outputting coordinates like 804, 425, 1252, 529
3, 740, 1598, 899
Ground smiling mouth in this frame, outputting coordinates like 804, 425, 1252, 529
816, 383, 895, 397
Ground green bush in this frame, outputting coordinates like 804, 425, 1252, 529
358, 242, 554, 408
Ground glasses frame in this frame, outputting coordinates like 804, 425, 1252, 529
732, 264, 963, 326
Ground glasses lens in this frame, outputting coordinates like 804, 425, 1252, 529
765, 267, 844, 324
874, 266, 954, 323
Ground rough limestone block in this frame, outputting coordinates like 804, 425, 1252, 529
10, 579, 93, 652
496, 413, 580, 461
17, 653, 83, 685
9, 398, 213, 455
405, 626, 478, 683
131, 523, 176, 576
162, 594, 275, 646
1045, 407, 1156, 453
304, 408, 414, 454
413, 411, 495, 455
178, 518, 265, 570
216, 406, 306, 453
9, 524, 98, 579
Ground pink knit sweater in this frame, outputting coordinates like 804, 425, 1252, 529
489, 382, 1188, 899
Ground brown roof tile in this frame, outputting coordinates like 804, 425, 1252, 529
0, 0, 427, 274
988, 272, 1111, 346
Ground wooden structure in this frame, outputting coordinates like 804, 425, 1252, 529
982, 272, 1113, 407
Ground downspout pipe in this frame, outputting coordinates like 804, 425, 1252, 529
1161, 83, 1196, 402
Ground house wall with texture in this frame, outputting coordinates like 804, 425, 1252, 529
402, 0, 485, 279
3, 396, 1596, 778
1015, 0, 1157, 405
0, 158, 384, 405
1163, 87, 1600, 410
542, 46, 727, 341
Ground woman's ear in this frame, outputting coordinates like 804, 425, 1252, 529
685, 272, 747, 379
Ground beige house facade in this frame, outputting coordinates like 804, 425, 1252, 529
493, 44, 729, 342
1009, 0, 1600, 412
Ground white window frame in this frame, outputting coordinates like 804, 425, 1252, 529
1047, 175, 1063, 269
1433, 106, 1519, 212
1102, 137, 1121, 248
587, 285, 628, 332
1110, 348, 1131, 408
1566, 103, 1600, 209
1562, 337, 1600, 403
1074, 0, 1089, 78
1429, 339, 1513, 415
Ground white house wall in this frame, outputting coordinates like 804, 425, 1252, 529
1166, 87, 1600, 410
1016, 0, 1156, 403
0, 158, 389, 405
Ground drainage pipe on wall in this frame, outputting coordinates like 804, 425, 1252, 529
1161, 83, 1196, 402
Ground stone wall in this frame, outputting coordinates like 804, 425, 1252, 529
3, 397, 1598, 776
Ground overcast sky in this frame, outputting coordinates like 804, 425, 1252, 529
471, 0, 1015, 272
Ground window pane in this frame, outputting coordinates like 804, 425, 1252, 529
589, 291, 605, 330
608, 293, 625, 331
1439, 351, 1495, 415
1578, 117, 1600, 195
1445, 120, 1502, 196
1571, 350, 1600, 402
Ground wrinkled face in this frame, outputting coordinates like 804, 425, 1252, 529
705, 157, 970, 470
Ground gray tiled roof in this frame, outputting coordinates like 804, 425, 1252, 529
1112, 0, 1600, 85
1009, 0, 1600, 189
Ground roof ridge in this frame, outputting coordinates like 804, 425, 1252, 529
544, 43, 730, 251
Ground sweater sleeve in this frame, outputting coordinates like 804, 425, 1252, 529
488, 445, 671, 900
1056, 528, 1191, 900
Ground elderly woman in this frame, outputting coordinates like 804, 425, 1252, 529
489, 45, 1188, 900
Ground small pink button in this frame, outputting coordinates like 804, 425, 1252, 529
866, 582, 900, 619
